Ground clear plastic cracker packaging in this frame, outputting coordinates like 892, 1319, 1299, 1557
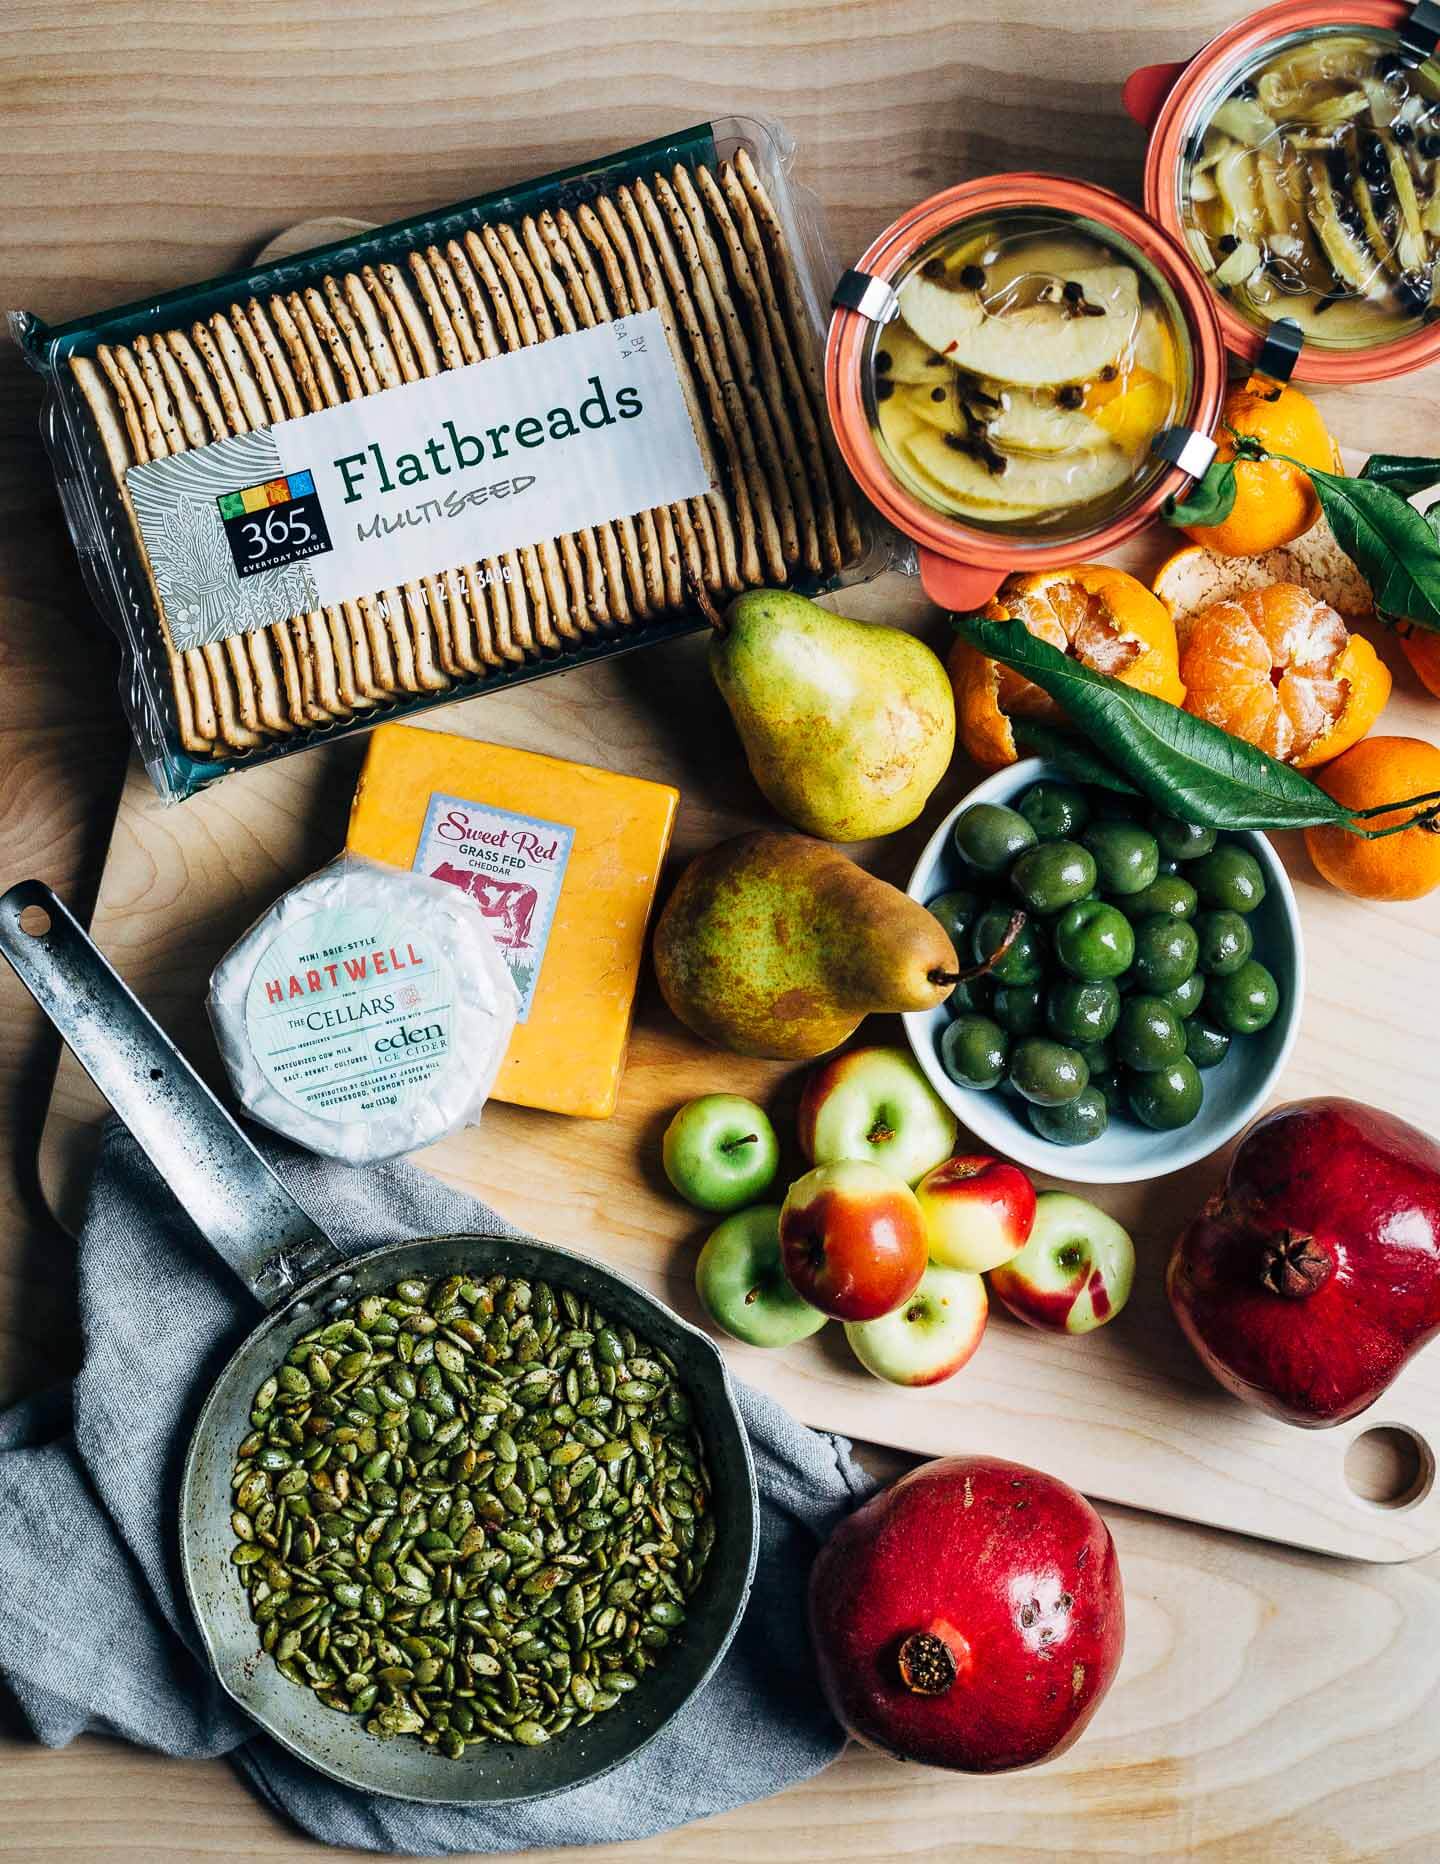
13, 117, 887, 801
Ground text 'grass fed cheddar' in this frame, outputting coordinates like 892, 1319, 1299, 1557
347, 723, 677, 1118
18, 120, 870, 800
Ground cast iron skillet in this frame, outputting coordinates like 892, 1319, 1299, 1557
0, 879, 759, 1805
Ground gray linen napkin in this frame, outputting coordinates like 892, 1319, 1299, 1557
0, 1120, 874, 1856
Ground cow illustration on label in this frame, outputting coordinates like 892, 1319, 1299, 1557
428, 865, 539, 952
413, 792, 575, 1023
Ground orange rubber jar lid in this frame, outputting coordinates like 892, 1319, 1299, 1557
825, 174, 1227, 612
1127, 0, 1440, 384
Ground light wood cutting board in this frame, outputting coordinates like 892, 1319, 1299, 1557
33, 228, 1440, 1566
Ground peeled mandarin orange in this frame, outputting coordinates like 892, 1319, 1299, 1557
1176, 582, 1390, 768
948, 564, 1184, 768
1183, 379, 1339, 559
1305, 736, 1440, 902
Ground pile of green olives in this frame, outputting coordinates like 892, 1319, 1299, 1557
928, 779, 1282, 1148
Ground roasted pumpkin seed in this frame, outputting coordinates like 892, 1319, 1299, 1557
229, 1271, 712, 1757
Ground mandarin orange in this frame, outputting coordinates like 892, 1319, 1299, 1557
1305, 736, 1440, 902
1183, 379, 1339, 559
948, 565, 1184, 768
1176, 582, 1390, 768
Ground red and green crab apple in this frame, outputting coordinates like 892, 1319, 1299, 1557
987, 1192, 1134, 1333
915, 1153, 1037, 1273
694, 1205, 828, 1348
845, 1261, 988, 1385
797, 1045, 958, 1185
779, 1158, 929, 1321
662, 1093, 780, 1212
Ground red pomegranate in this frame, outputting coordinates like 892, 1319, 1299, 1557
1168, 1098, 1440, 1427
808, 1456, 1124, 1772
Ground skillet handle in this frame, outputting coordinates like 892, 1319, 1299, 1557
0, 879, 343, 1308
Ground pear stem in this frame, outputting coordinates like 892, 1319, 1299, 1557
930, 909, 1026, 989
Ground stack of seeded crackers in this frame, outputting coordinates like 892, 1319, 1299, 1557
58, 145, 865, 771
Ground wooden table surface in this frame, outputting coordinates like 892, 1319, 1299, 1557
3, 3, 1440, 1859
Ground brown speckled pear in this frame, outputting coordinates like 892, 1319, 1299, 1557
708, 589, 956, 842
653, 832, 959, 1060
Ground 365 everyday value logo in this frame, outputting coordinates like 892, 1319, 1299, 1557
216, 469, 334, 578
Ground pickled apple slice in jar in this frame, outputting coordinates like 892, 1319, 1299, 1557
1182, 28, 1440, 347
868, 214, 1188, 535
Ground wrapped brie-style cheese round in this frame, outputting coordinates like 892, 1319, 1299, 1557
206, 853, 518, 1165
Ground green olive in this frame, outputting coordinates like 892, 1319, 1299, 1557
971, 908, 1046, 987
1127, 1059, 1204, 1130
1082, 821, 1161, 896
1045, 977, 1121, 1046
1191, 845, 1266, 913
1119, 874, 1198, 922
1007, 1037, 1089, 1107
953, 802, 1037, 874
1130, 915, 1200, 993
1149, 811, 1218, 862
1028, 1087, 1109, 1146
1160, 972, 1207, 1019
1194, 909, 1253, 978
1010, 840, 1098, 915
1018, 781, 1092, 842
1053, 899, 1135, 980
991, 982, 1046, 1036
1206, 959, 1280, 1035
1185, 1015, 1232, 1070
926, 888, 981, 953
940, 1014, 1008, 1090
1115, 995, 1187, 1072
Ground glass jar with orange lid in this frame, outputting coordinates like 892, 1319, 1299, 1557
826, 176, 1227, 611
1127, 0, 1440, 378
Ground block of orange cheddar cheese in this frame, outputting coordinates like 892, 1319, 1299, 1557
346, 723, 677, 1119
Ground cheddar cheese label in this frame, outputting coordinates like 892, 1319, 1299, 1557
412, 793, 574, 1021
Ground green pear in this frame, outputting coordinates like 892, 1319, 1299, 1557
653, 832, 960, 1060
709, 589, 956, 841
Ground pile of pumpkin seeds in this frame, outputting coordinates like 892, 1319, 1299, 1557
229, 1271, 714, 1756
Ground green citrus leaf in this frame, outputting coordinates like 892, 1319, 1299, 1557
1358, 454, 1440, 498
1161, 456, 1236, 528
1306, 466, 1440, 633
953, 615, 1355, 831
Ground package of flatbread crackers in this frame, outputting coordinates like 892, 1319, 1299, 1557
12, 117, 885, 801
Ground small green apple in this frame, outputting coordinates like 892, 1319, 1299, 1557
987, 1191, 1135, 1334
696, 1205, 828, 1348
844, 1261, 988, 1385
662, 1094, 780, 1212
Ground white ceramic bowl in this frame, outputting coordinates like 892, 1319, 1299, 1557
903, 758, 1304, 1185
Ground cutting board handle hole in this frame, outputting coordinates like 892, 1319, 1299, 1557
1345, 1425, 1435, 1511
18, 905, 50, 938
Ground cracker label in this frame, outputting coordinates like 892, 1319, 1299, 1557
411, 791, 574, 1021
218, 470, 334, 579
126, 308, 708, 652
